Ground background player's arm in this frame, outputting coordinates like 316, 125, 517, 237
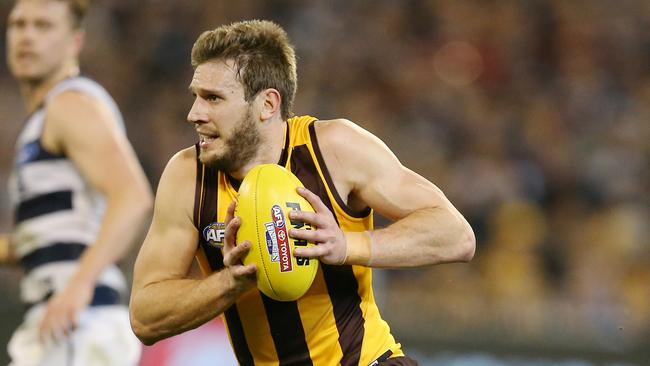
130, 149, 256, 345
38, 91, 153, 340
293, 119, 475, 268
0, 234, 16, 264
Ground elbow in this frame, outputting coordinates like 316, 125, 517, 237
109, 181, 153, 217
133, 183, 154, 217
129, 292, 161, 346
132, 327, 157, 346
457, 223, 476, 262
130, 312, 160, 346
141, 185, 154, 212
123, 185, 154, 221
138, 193, 154, 222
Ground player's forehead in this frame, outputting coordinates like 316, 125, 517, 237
189, 59, 243, 94
9, 0, 71, 24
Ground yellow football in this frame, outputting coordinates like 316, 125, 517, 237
235, 164, 318, 301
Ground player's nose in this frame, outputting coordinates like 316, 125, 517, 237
187, 98, 209, 125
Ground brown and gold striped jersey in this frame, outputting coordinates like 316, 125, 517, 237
193, 115, 403, 366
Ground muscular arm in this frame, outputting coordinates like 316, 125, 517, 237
45, 91, 153, 293
36, 91, 153, 342
293, 119, 475, 268
129, 148, 256, 345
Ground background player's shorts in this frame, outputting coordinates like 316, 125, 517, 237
8, 304, 141, 366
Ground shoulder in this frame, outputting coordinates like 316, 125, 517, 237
167, 146, 198, 169
313, 118, 374, 149
160, 146, 198, 187
41, 90, 122, 153
314, 118, 403, 186
45, 90, 113, 130
313, 118, 362, 137
153, 146, 198, 223
313, 118, 393, 162
310, 118, 400, 198
46, 90, 105, 114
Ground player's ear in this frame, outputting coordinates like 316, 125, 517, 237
258, 88, 281, 121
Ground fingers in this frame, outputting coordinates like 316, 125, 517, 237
296, 187, 329, 213
225, 264, 257, 295
288, 210, 325, 228
223, 239, 249, 267
289, 227, 321, 243
289, 188, 347, 264
293, 244, 328, 259
40, 326, 66, 346
229, 263, 257, 278
225, 201, 236, 223
224, 202, 238, 249
38, 306, 76, 344
223, 216, 241, 252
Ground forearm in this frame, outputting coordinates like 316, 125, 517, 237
73, 196, 151, 287
346, 207, 475, 268
0, 234, 17, 265
130, 269, 240, 345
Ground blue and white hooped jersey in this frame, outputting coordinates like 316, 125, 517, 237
8, 77, 127, 305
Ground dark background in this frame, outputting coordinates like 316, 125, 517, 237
1, 1, 648, 365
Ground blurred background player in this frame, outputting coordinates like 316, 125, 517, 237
129, 20, 475, 365
0, 0, 152, 365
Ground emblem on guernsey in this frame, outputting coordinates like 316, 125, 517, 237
203, 222, 225, 248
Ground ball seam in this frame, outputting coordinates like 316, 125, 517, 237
255, 165, 277, 298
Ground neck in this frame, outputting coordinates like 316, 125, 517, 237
229, 118, 287, 181
19, 63, 80, 114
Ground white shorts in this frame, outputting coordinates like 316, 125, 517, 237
8, 304, 142, 366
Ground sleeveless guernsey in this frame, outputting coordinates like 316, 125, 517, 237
193, 115, 403, 366
9, 76, 127, 307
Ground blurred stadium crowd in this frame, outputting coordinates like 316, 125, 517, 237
0, 0, 648, 364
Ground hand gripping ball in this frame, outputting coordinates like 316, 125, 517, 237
235, 164, 319, 301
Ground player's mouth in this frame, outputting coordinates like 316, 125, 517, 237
15, 50, 37, 61
198, 132, 220, 148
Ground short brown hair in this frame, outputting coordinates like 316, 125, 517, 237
191, 20, 297, 120
61, 0, 88, 29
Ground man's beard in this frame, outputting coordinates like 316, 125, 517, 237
200, 108, 261, 172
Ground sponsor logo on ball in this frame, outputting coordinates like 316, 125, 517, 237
264, 222, 280, 262
271, 204, 285, 228
271, 204, 292, 272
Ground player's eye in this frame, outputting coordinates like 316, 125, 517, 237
35, 20, 53, 31
8, 19, 25, 29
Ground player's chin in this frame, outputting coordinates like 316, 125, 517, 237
11, 65, 36, 81
198, 150, 220, 165
11, 67, 43, 82
200, 151, 238, 171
